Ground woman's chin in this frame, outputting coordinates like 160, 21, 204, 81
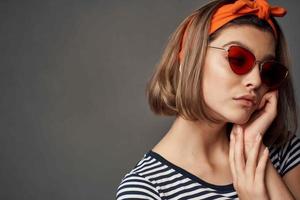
227, 112, 253, 124
210, 105, 255, 124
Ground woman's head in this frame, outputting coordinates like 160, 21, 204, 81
203, 24, 275, 125
146, 0, 298, 147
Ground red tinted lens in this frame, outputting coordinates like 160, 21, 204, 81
227, 46, 255, 75
261, 61, 288, 89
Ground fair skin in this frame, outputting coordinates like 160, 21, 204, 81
152, 25, 300, 199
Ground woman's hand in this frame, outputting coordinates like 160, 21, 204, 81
234, 89, 279, 158
229, 125, 270, 200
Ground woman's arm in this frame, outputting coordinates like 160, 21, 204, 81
256, 133, 300, 200
265, 133, 300, 200
231, 89, 297, 199
264, 156, 295, 200
229, 126, 270, 200
116, 172, 162, 200
233, 129, 296, 200
282, 165, 300, 199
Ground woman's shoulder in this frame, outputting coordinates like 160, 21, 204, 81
115, 151, 162, 200
269, 133, 300, 176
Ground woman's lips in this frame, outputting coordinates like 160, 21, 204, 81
234, 98, 255, 107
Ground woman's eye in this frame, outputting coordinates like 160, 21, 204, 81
229, 56, 246, 66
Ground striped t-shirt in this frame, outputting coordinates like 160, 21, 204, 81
116, 134, 300, 200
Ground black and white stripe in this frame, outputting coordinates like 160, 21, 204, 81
269, 134, 300, 176
116, 134, 300, 200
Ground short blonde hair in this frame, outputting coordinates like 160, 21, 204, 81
145, 0, 299, 147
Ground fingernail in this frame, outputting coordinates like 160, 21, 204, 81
237, 126, 241, 133
256, 134, 261, 141
264, 147, 269, 154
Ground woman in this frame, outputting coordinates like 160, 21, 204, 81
116, 0, 300, 199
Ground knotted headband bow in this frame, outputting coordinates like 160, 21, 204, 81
210, 0, 287, 38
178, 0, 287, 63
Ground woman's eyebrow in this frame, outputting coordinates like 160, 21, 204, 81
222, 41, 276, 61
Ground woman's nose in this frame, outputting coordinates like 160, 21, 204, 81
243, 63, 263, 90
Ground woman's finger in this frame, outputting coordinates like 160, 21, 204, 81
258, 95, 267, 110
258, 90, 278, 113
234, 125, 245, 175
229, 131, 237, 185
245, 133, 262, 178
255, 147, 269, 183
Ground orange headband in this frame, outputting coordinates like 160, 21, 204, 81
178, 0, 287, 63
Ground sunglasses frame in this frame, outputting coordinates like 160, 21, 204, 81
207, 45, 289, 89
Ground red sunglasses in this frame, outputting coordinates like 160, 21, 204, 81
208, 45, 288, 90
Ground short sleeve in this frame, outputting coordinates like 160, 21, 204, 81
280, 134, 300, 176
116, 172, 161, 200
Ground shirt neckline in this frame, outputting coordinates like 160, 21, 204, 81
146, 150, 235, 192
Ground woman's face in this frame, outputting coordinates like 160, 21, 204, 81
202, 25, 275, 124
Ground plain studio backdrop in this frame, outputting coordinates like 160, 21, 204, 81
0, 1, 299, 199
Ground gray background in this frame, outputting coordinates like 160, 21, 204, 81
0, 1, 299, 199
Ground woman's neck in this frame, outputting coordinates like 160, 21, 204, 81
152, 116, 229, 165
